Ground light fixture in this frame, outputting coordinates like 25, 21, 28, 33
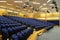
39, 6, 43, 8
26, 0, 29, 2
16, 6, 20, 9
24, 8, 27, 10
9, 8, 14, 10
0, 1, 7, 2
7, 10, 13, 12
26, 5, 29, 6
30, 6, 33, 8
41, 8, 48, 10
14, 11, 19, 13
49, 4, 54, 6
7, 3, 13, 6
47, 0, 51, 3
0, 6, 5, 8
43, 3, 46, 6
32, 2, 40, 5
0, 6, 6, 9
14, 1, 23, 3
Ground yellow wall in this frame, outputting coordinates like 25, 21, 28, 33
0, 9, 6, 16
0, 8, 60, 20
18, 12, 60, 20
19, 12, 60, 18
40, 13, 60, 18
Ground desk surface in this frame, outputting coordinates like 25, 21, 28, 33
37, 26, 60, 40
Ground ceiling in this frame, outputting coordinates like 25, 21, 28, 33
0, 0, 60, 12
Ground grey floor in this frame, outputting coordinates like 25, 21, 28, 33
37, 26, 60, 40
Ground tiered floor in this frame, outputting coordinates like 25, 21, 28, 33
0, 16, 58, 40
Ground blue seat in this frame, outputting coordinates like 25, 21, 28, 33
44, 22, 54, 30
0, 16, 18, 24
3, 16, 55, 31
8, 28, 14, 35
16, 28, 33, 40
21, 28, 33, 39
2, 28, 8, 35
12, 27, 17, 33
17, 32, 24, 40
12, 34, 19, 40
2, 28, 9, 40
1, 24, 6, 28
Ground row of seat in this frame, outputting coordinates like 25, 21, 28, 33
0, 23, 22, 31
0, 16, 18, 24
47, 20, 59, 25
2, 25, 28, 40
12, 28, 33, 40
0, 16, 33, 40
4, 16, 55, 30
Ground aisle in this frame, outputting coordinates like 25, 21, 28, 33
37, 26, 60, 40
27, 29, 45, 40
